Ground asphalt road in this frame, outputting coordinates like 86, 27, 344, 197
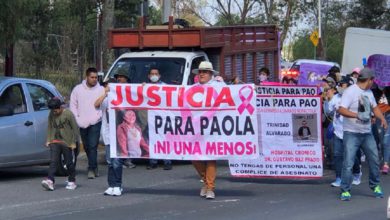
0, 153, 389, 220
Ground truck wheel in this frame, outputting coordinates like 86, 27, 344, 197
55, 143, 80, 176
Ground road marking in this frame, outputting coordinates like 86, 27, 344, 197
211, 199, 240, 203
0, 193, 102, 211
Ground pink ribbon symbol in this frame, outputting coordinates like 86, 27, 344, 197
237, 85, 255, 115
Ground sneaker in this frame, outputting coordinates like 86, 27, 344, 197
123, 160, 136, 169
112, 187, 122, 196
372, 185, 384, 198
94, 168, 99, 177
41, 179, 54, 191
104, 187, 114, 196
146, 164, 158, 170
200, 186, 207, 197
87, 170, 95, 179
352, 172, 362, 185
340, 191, 351, 201
163, 164, 172, 170
331, 178, 341, 187
205, 190, 215, 199
65, 182, 77, 190
381, 165, 389, 174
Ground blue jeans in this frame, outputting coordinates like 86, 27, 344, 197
150, 159, 172, 166
80, 122, 101, 171
105, 145, 124, 187
375, 114, 390, 164
341, 131, 380, 192
333, 135, 361, 178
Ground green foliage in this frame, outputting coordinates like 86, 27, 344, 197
0, 0, 30, 53
148, 5, 162, 25
348, 0, 390, 29
292, 25, 345, 65
291, 31, 315, 60
114, 0, 141, 27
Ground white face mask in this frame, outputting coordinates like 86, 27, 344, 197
259, 75, 268, 82
337, 87, 345, 95
150, 75, 160, 83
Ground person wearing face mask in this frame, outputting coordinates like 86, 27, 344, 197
258, 67, 270, 85
145, 68, 173, 170
346, 68, 360, 85
337, 79, 350, 95
324, 84, 361, 187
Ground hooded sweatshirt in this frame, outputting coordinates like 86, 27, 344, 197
70, 80, 104, 128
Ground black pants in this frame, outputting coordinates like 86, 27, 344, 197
48, 143, 76, 183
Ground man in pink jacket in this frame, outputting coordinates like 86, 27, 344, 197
70, 67, 104, 179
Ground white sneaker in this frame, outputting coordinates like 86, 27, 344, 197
352, 172, 362, 185
331, 178, 341, 187
200, 186, 207, 197
205, 190, 215, 199
41, 179, 54, 191
104, 187, 114, 196
112, 187, 122, 196
65, 182, 77, 190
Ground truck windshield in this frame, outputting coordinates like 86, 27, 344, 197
107, 57, 186, 84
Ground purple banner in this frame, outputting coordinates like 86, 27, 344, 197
367, 54, 390, 87
298, 63, 333, 86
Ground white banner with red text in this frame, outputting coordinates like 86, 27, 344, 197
229, 95, 323, 178
256, 85, 318, 95
108, 83, 259, 160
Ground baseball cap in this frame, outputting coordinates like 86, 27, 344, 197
358, 68, 375, 79
48, 97, 63, 109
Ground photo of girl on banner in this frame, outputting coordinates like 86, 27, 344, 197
116, 109, 149, 158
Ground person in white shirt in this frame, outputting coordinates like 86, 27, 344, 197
338, 68, 387, 201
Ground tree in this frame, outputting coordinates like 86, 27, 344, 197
0, 0, 30, 76
291, 30, 315, 61
348, 0, 390, 30
114, 0, 141, 28
23, 0, 53, 78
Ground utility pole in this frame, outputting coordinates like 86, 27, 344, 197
162, 0, 171, 24
96, 2, 103, 73
316, 0, 323, 60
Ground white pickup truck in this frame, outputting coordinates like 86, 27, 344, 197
103, 19, 280, 85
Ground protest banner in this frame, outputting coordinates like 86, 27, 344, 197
298, 63, 333, 86
229, 95, 323, 178
256, 85, 318, 95
108, 83, 259, 160
367, 54, 390, 87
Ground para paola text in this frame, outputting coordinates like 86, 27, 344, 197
154, 115, 255, 136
